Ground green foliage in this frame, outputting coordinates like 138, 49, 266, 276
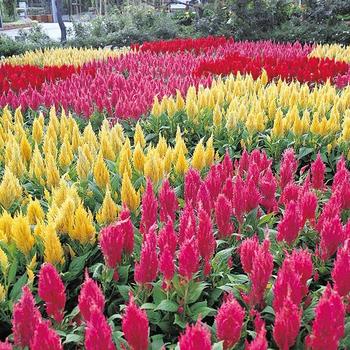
0, 25, 56, 58
68, 5, 183, 48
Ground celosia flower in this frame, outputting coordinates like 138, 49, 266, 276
245, 312, 268, 350
246, 239, 273, 306
179, 319, 212, 350
240, 236, 259, 275
306, 285, 345, 350
178, 204, 196, 244
279, 182, 300, 206
43, 224, 65, 265
289, 248, 313, 296
239, 149, 250, 175
245, 178, 261, 213
222, 151, 233, 180
119, 207, 134, 255
299, 191, 317, 227
158, 218, 177, 256
38, 263, 66, 323
279, 148, 298, 190
311, 153, 326, 190
273, 258, 303, 312
197, 207, 216, 275
31, 321, 63, 350
316, 194, 341, 232
197, 182, 212, 214
159, 247, 175, 283
259, 168, 277, 213
140, 179, 158, 235
12, 286, 41, 348
134, 226, 158, 285
232, 175, 246, 223
277, 200, 302, 245
215, 194, 234, 238
178, 237, 200, 281
159, 179, 178, 222
273, 298, 301, 350
85, 308, 116, 350
122, 294, 149, 350
216, 293, 245, 349
100, 221, 125, 278
331, 240, 350, 297
318, 215, 344, 261
78, 273, 105, 322
184, 168, 202, 206
0, 341, 12, 350
205, 164, 223, 204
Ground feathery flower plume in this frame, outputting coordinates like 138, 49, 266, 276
273, 298, 301, 350
78, 273, 105, 322
159, 179, 178, 222
38, 263, 66, 323
12, 286, 41, 348
277, 200, 302, 245
240, 236, 259, 275
197, 207, 216, 275
134, 225, 158, 285
100, 221, 125, 280
216, 293, 245, 349
184, 168, 202, 206
299, 191, 317, 227
245, 312, 267, 350
159, 247, 175, 284
215, 194, 234, 238
158, 218, 177, 256
273, 258, 303, 312
306, 285, 345, 350
119, 207, 134, 255
232, 175, 246, 223
331, 240, 350, 297
85, 308, 116, 350
311, 153, 326, 190
31, 321, 63, 350
318, 215, 344, 261
179, 319, 212, 350
122, 294, 149, 350
279, 148, 298, 190
178, 237, 200, 281
241, 239, 273, 306
140, 179, 158, 235
289, 248, 313, 296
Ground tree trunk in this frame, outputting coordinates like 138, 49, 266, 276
56, 0, 67, 43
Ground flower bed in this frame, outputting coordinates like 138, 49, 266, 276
0, 37, 349, 349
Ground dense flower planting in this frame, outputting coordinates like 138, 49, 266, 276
0, 64, 79, 93
2, 47, 128, 67
1, 38, 350, 118
0, 37, 350, 349
193, 54, 349, 84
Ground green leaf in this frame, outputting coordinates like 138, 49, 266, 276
298, 147, 314, 160
212, 341, 224, 350
155, 300, 179, 312
227, 274, 249, 285
9, 274, 27, 301
7, 258, 18, 287
141, 303, 156, 310
64, 252, 90, 282
174, 314, 187, 329
63, 333, 83, 345
117, 285, 131, 301
187, 282, 208, 304
151, 334, 164, 350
